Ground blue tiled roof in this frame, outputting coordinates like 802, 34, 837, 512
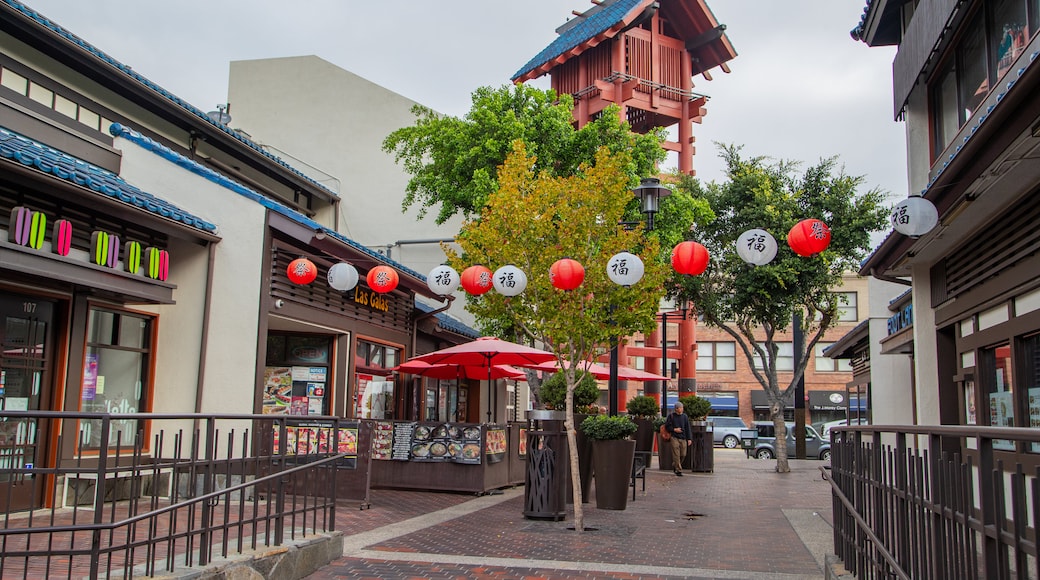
0, 125, 217, 233
849, 0, 872, 42
3, 0, 338, 200
415, 302, 479, 339
512, 0, 646, 81
109, 123, 427, 282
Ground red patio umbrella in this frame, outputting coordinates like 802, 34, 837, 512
519, 359, 669, 382
409, 337, 555, 422
393, 359, 526, 381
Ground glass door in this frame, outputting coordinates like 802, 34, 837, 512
0, 292, 54, 511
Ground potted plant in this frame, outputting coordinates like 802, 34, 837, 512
580, 414, 637, 510
540, 371, 600, 503
625, 395, 660, 454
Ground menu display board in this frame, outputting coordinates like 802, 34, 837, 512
272, 422, 359, 468
485, 428, 506, 464
372, 421, 394, 460
410, 423, 483, 464
391, 422, 416, 461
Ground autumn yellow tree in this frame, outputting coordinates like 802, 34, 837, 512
445, 142, 666, 530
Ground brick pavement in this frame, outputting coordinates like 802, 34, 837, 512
307, 449, 833, 579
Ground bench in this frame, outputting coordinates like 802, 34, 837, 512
631, 450, 650, 500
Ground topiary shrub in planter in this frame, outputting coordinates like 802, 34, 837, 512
679, 395, 712, 420
679, 395, 714, 473
626, 395, 661, 454
540, 371, 600, 413
581, 415, 637, 510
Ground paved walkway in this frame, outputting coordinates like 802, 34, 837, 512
307, 449, 834, 579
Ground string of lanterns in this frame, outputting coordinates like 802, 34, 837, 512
284, 218, 834, 295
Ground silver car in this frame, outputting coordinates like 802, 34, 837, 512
750, 422, 831, 461
707, 416, 749, 448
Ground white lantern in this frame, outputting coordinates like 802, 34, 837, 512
493, 265, 527, 297
606, 251, 645, 286
735, 229, 778, 266
327, 262, 359, 291
891, 196, 938, 237
427, 265, 460, 296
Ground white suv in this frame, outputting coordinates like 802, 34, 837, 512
706, 416, 749, 448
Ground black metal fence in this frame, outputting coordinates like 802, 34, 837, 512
0, 411, 349, 579
825, 425, 1040, 580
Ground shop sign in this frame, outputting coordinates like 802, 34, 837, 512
9, 206, 170, 281
353, 286, 390, 312
887, 303, 913, 335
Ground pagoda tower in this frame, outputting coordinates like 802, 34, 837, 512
512, 0, 737, 175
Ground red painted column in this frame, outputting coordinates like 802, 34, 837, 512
645, 324, 663, 407
617, 341, 630, 410
678, 307, 696, 397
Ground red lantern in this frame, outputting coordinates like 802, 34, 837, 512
787, 219, 831, 257
367, 265, 399, 293
287, 257, 318, 285
460, 265, 494, 295
550, 258, 585, 290
671, 241, 710, 275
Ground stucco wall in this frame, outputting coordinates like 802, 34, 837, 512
114, 137, 269, 415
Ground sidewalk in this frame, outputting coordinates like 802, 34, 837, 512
307, 449, 833, 579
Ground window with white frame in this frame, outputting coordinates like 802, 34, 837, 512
815, 342, 853, 372
752, 342, 794, 371
696, 341, 736, 371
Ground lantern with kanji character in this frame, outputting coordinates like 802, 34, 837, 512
787, 219, 831, 257
890, 196, 938, 237
671, 241, 710, 275
550, 258, 585, 290
606, 251, 644, 286
735, 229, 778, 266
493, 265, 527, 297
287, 257, 318, 285
460, 265, 494, 295
427, 265, 460, 295
327, 262, 360, 291
367, 265, 399, 293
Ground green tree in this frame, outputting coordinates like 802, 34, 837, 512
382, 83, 668, 225
446, 143, 667, 531
671, 145, 888, 473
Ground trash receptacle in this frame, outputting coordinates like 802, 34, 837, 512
523, 410, 569, 520
691, 421, 714, 472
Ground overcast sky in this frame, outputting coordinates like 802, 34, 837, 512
24, 0, 905, 204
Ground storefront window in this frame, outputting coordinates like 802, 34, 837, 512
354, 339, 401, 419
1021, 333, 1040, 452
264, 333, 333, 416
980, 342, 1015, 450
80, 308, 152, 448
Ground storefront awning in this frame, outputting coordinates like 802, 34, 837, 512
808, 391, 867, 411
703, 395, 739, 411
751, 390, 795, 410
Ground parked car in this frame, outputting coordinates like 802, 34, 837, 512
706, 416, 749, 448
821, 418, 869, 439
750, 421, 830, 461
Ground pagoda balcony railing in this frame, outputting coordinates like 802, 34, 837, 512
571, 71, 709, 103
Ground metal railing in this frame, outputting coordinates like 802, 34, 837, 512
824, 425, 1040, 579
0, 411, 349, 579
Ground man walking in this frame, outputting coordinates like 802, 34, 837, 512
664, 401, 692, 476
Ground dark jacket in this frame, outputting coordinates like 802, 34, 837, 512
664, 410, 693, 440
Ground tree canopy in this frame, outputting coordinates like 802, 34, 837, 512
670, 144, 889, 472
382, 83, 668, 225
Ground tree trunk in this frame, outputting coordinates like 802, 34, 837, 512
565, 377, 584, 531
772, 406, 790, 473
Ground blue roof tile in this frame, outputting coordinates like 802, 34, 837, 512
512, 0, 646, 81
0, 125, 217, 234
3, 0, 338, 200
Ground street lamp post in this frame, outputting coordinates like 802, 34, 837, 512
608, 178, 671, 416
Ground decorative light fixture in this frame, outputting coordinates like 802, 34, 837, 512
493, 265, 528, 296
606, 251, 645, 286
632, 177, 671, 231
550, 258, 585, 290
890, 195, 939, 238
427, 265, 460, 295
460, 265, 494, 295
287, 257, 318, 285
735, 229, 778, 266
367, 265, 399, 293
671, 241, 710, 275
787, 219, 831, 257
327, 262, 360, 291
